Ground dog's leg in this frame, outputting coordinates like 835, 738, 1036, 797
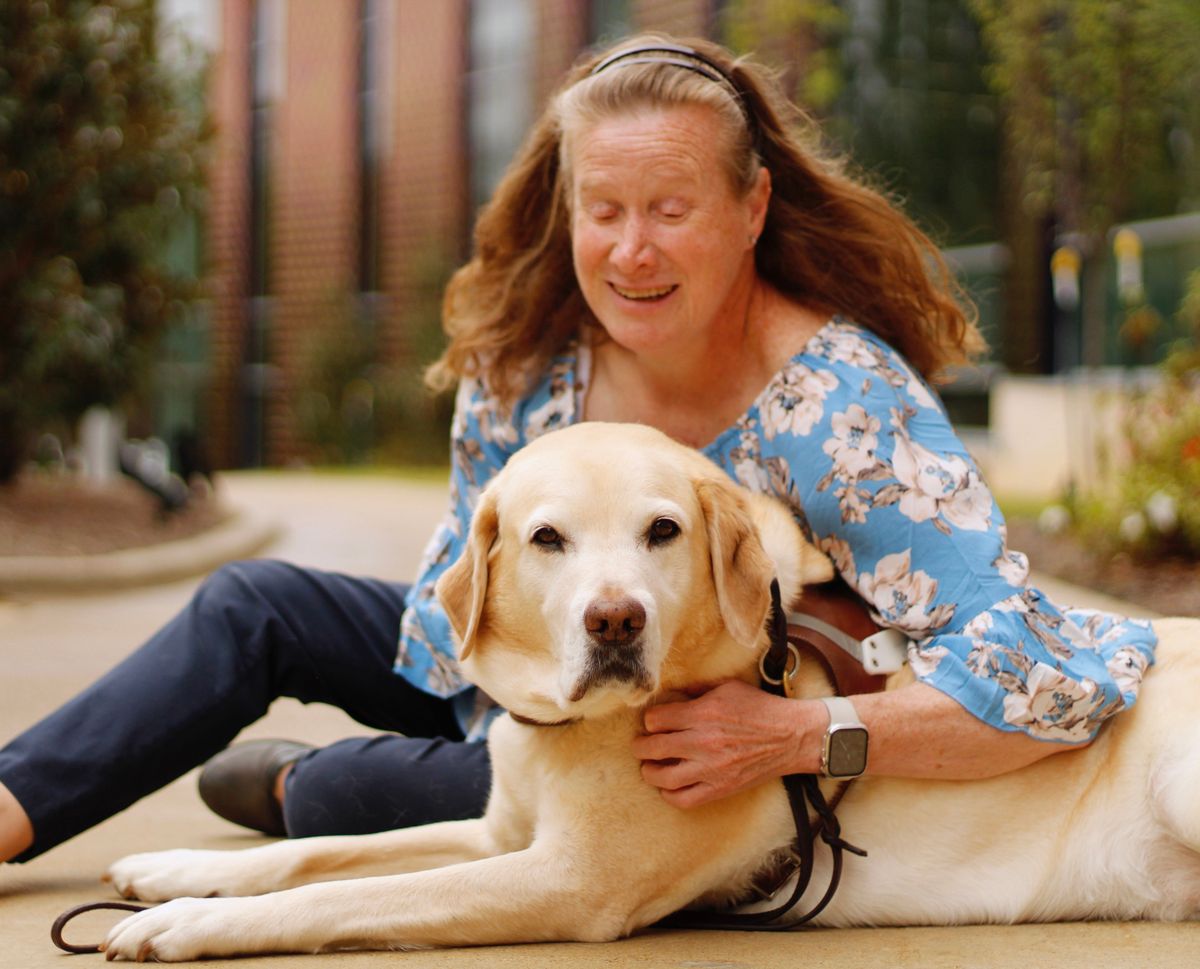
102, 846, 628, 961
105, 817, 503, 902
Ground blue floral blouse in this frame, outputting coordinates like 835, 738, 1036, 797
398, 318, 1157, 742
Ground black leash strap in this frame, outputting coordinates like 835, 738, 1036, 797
765, 577, 792, 677
51, 900, 149, 954
662, 579, 865, 931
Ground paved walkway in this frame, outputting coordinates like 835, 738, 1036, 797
1, 472, 1196, 967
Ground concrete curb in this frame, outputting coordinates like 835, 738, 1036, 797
0, 510, 284, 594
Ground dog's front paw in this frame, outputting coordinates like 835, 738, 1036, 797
104, 848, 264, 902
102, 897, 272, 962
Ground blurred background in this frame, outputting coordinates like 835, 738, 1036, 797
2, 0, 1199, 600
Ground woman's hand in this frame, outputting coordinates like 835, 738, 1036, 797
631, 679, 818, 808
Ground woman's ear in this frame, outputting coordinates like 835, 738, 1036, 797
435, 490, 500, 661
747, 165, 771, 242
695, 477, 775, 649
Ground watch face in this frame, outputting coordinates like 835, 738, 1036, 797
827, 726, 869, 777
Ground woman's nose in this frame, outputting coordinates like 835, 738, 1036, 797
610, 218, 656, 272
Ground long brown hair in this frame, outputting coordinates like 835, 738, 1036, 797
427, 34, 984, 402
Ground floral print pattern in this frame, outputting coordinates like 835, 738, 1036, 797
1001, 662, 1113, 744
760, 365, 839, 439
400, 320, 1157, 743
880, 410, 993, 534
858, 550, 957, 637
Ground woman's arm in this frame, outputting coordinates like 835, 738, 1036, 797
632, 325, 1147, 807
631, 678, 1086, 809
398, 377, 526, 695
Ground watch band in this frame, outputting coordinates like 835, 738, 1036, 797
820, 696, 863, 729
818, 696, 868, 778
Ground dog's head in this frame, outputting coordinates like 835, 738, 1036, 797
436, 422, 830, 721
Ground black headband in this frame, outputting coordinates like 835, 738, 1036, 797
588, 42, 759, 143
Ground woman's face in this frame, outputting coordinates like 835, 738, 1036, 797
567, 104, 769, 358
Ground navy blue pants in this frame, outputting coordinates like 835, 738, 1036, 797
0, 560, 491, 862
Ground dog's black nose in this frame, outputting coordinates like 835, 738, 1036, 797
584, 597, 646, 645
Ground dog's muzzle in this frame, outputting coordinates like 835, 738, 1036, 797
568, 594, 652, 701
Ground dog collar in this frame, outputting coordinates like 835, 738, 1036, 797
508, 711, 581, 728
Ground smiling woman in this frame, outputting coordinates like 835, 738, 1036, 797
565, 105, 779, 441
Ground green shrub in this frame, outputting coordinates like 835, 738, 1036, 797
293, 249, 455, 467
1068, 269, 1200, 559
0, 0, 209, 481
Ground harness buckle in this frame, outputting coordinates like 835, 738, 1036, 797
759, 642, 801, 696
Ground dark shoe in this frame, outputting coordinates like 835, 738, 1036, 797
197, 739, 314, 836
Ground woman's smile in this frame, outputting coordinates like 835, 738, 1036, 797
609, 283, 679, 302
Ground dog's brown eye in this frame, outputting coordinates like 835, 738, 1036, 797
531, 525, 564, 550
648, 517, 680, 546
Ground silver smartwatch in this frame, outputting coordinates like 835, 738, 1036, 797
819, 696, 869, 779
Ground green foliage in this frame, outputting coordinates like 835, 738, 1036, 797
720, 0, 846, 113
969, 0, 1200, 235
969, 0, 1200, 368
294, 299, 378, 466
1069, 270, 1200, 559
0, 0, 209, 481
294, 250, 455, 467
1164, 268, 1200, 376
1070, 387, 1200, 560
831, 0, 1001, 246
722, 1, 1001, 247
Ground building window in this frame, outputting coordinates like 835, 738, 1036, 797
466, 0, 535, 214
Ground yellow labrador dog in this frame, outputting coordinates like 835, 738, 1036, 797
101, 422, 1199, 960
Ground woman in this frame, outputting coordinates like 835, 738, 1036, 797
0, 34, 1156, 865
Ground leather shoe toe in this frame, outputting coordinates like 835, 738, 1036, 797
198, 739, 314, 836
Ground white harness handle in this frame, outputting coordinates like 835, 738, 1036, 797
786, 612, 910, 675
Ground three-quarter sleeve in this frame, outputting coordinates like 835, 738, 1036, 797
397, 377, 524, 699
709, 319, 1156, 743
394, 346, 585, 726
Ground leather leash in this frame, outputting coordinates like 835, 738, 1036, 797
51, 900, 149, 954
660, 578, 868, 931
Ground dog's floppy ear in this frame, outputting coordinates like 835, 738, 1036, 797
696, 477, 775, 648
436, 489, 499, 661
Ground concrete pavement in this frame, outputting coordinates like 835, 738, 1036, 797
1, 470, 1197, 967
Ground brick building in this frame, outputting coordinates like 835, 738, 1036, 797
197, 0, 726, 468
